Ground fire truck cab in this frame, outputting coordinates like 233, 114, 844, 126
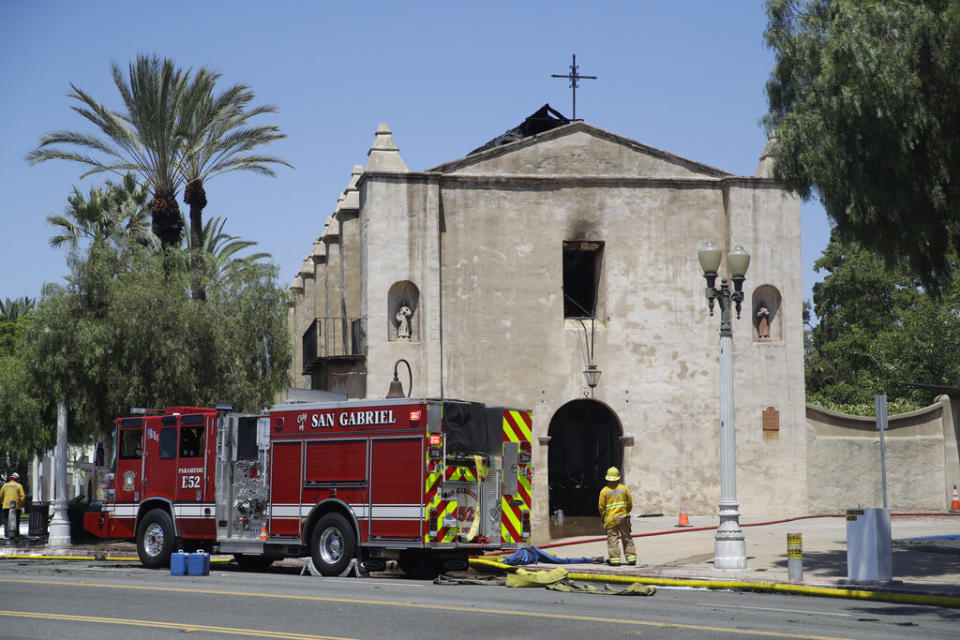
84, 398, 533, 576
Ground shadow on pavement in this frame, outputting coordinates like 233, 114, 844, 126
845, 604, 960, 622
772, 547, 960, 581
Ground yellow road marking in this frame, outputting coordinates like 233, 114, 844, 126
0, 578, 854, 640
0, 610, 356, 640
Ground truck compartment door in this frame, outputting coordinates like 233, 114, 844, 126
370, 437, 422, 539
269, 442, 302, 536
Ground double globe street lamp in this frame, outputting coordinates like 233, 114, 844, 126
698, 241, 750, 570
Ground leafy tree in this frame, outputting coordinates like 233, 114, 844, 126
0, 311, 47, 466
0, 348, 48, 468
14, 229, 290, 447
806, 229, 960, 413
763, 0, 960, 292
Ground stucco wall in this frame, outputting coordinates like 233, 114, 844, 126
806, 401, 956, 512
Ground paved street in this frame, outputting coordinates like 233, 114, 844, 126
0, 558, 957, 640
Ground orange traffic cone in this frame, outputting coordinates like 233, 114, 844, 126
259, 525, 268, 540
951, 485, 959, 512
676, 496, 692, 527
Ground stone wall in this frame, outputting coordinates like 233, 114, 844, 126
806, 398, 960, 512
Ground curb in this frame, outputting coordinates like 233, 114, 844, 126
468, 558, 960, 608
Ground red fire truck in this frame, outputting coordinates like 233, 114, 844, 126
84, 398, 533, 575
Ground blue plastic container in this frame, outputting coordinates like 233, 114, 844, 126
170, 550, 187, 576
187, 551, 210, 576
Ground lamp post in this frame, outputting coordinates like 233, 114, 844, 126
47, 399, 71, 547
698, 241, 750, 570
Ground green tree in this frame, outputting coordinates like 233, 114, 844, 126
12, 223, 289, 447
186, 216, 271, 290
28, 55, 290, 264
763, 0, 960, 292
46, 174, 152, 250
806, 229, 960, 413
178, 77, 290, 299
0, 349, 48, 468
27, 56, 196, 248
0, 310, 47, 466
0, 297, 35, 322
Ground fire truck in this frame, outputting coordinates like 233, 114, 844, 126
83, 398, 533, 576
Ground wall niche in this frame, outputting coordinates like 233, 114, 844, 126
387, 281, 420, 343
752, 285, 782, 342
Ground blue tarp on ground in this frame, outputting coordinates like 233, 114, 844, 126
503, 546, 597, 566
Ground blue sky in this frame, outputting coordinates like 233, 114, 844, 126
0, 0, 830, 312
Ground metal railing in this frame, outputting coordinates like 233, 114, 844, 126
303, 317, 366, 373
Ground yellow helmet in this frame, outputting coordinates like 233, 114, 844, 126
605, 466, 620, 482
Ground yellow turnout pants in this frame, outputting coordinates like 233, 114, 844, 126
605, 518, 636, 563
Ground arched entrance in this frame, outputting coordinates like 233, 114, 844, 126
547, 400, 623, 517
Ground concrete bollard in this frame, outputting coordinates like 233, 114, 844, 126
787, 532, 803, 582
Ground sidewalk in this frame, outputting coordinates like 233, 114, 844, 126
519, 513, 960, 599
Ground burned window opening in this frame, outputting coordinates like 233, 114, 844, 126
563, 241, 604, 318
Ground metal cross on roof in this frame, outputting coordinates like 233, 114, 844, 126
551, 54, 597, 121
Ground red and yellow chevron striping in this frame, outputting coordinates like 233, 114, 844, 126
500, 410, 532, 544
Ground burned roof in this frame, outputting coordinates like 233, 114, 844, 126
468, 104, 571, 156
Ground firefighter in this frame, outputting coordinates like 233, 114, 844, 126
1, 472, 25, 539
598, 466, 636, 566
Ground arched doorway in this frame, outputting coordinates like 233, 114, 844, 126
547, 400, 623, 517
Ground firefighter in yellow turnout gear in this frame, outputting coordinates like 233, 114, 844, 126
1, 473, 25, 539
598, 467, 636, 566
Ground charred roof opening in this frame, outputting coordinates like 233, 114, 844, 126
468, 104, 571, 156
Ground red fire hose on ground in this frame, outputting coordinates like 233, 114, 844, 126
485, 511, 959, 556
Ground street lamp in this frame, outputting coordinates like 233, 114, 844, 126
698, 240, 750, 570
47, 400, 71, 547
578, 319, 601, 397
386, 358, 412, 399
582, 363, 602, 389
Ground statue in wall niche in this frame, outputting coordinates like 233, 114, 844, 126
395, 304, 412, 341
756, 306, 771, 339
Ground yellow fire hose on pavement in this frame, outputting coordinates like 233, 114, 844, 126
468, 557, 960, 608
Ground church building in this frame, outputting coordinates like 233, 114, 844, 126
287, 106, 805, 521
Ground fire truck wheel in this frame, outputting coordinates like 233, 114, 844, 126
136, 509, 175, 568
310, 513, 356, 576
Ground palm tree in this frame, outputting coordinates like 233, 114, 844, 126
0, 297, 36, 322
177, 74, 290, 299
46, 173, 153, 250
28, 55, 198, 248
28, 55, 290, 284
186, 216, 271, 290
